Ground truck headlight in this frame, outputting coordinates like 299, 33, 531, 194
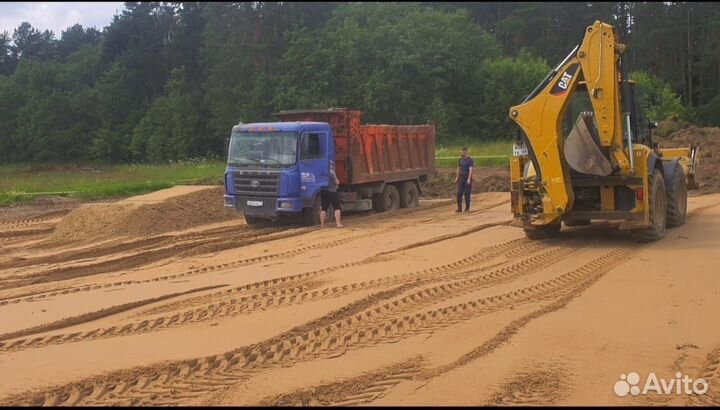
279, 201, 293, 209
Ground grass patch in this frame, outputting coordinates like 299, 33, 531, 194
0, 159, 227, 207
0, 190, 33, 207
435, 156, 508, 167
435, 140, 513, 168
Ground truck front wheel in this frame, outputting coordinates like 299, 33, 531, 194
303, 195, 335, 226
303, 195, 321, 226
244, 214, 268, 226
399, 181, 419, 208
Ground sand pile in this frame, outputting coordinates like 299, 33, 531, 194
656, 123, 720, 194
51, 186, 237, 243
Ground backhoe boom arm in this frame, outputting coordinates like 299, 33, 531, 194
508, 21, 633, 225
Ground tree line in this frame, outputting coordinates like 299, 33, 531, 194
0, 2, 716, 163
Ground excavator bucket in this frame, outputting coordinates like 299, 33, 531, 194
563, 113, 613, 176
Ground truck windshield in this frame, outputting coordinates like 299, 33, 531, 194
228, 132, 298, 167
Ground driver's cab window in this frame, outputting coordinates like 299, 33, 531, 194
301, 133, 323, 159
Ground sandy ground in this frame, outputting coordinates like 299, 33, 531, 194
0, 185, 719, 406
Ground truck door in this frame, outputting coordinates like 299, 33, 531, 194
299, 131, 331, 201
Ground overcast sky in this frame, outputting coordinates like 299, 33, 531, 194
0, 2, 124, 37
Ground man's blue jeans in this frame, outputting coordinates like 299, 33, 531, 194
457, 179, 471, 211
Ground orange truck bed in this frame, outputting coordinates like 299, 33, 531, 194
273, 109, 435, 186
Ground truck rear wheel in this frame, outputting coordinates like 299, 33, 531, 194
523, 223, 561, 240
399, 181, 420, 208
376, 185, 400, 212
666, 165, 687, 228
632, 169, 667, 242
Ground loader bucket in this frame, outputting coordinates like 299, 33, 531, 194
564, 113, 613, 176
658, 145, 700, 190
687, 145, 700, 190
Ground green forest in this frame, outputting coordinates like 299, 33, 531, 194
0, 2, 717, 163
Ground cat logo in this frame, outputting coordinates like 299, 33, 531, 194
551, 63, 579, 96
558, 72, 572, 90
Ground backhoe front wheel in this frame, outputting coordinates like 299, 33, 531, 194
632, 170, 667, 242
666, 165, 687, 228
523, 223, 561, 240
563, 218, 591, 227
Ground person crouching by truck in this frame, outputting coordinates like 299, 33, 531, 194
320, 160, 345, 228
455, 147, 474, 213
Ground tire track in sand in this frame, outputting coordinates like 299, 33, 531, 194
0, 240, 554, 352
0, 221, 349, 291
487, 365, 570, 405
688, 347, 720, 405
0, 232, 376, 305
0, 284, 228, 345
256, 358, 425, 406
138, 233, 532, 316
0, 227, 55, 240
252, 245, 640, 407
0, 205, 511, 305
0, 243, 637, 406
260, 363, 570, 407
0, 209, 71, 230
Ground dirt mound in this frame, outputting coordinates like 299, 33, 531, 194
421, 167, 510, 198
28, 196, 80, 207
657, 123, 720, 194
50, 186, 237, 243
476, 174, 510, 192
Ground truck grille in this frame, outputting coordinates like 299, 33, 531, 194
233, 171, 280, 197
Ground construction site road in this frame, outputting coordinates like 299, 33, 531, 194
0, 186, 718, 406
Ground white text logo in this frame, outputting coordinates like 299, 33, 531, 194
614, 372, 709, 397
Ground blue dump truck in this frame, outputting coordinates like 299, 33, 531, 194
223, 109, 436, 226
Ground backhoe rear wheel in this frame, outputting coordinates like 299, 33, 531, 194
523, 223, 561, 240
632, 169, 667, 242
666, 165, 687, 228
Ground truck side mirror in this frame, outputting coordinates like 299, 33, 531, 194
224, 137, 230, 158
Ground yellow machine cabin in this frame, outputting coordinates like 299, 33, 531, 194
508, 20, 698, 241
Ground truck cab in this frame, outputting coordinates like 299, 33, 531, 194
224, 121, 335, 224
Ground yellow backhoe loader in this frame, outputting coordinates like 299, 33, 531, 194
508, 20, 699, 241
